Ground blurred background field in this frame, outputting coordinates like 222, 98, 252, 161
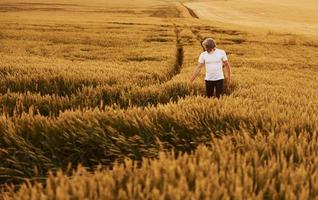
1, 0, 318, 199
185, 0, 318, 36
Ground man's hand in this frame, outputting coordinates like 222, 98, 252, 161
190, 63, 204, 83
227, 77, 231, 86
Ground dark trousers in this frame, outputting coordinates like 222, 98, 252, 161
205, 79, 224, 98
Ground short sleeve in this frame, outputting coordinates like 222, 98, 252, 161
222, 50, 228, 61
198, 53, 205, 64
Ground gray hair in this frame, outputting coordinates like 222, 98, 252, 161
202, 38, 216, 52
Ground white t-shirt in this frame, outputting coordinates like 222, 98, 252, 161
198, 48, 228, 81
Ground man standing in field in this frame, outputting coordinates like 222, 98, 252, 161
190, 38, 231, 98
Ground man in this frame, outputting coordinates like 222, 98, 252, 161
190, 38, 231, 98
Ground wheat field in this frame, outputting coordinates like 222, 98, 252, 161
185, 0, 318, 36
1, 0, 318, 199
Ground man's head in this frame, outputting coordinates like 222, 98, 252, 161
201, 38, 216, 53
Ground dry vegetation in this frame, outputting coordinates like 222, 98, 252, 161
1, 0, 318, 199
185, 0, 318, 36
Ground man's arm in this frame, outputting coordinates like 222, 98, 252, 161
223, 60, 231, 84
190, 63, 204, 82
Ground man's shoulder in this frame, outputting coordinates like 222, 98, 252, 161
216, 48, 226, 53
199, 51, 208, 56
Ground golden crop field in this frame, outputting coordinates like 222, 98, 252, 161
185, 0, 318, 36
1, 0, 318, 199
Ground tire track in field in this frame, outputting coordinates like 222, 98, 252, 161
167, 24, 184, 79
180, 3, 199, 19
